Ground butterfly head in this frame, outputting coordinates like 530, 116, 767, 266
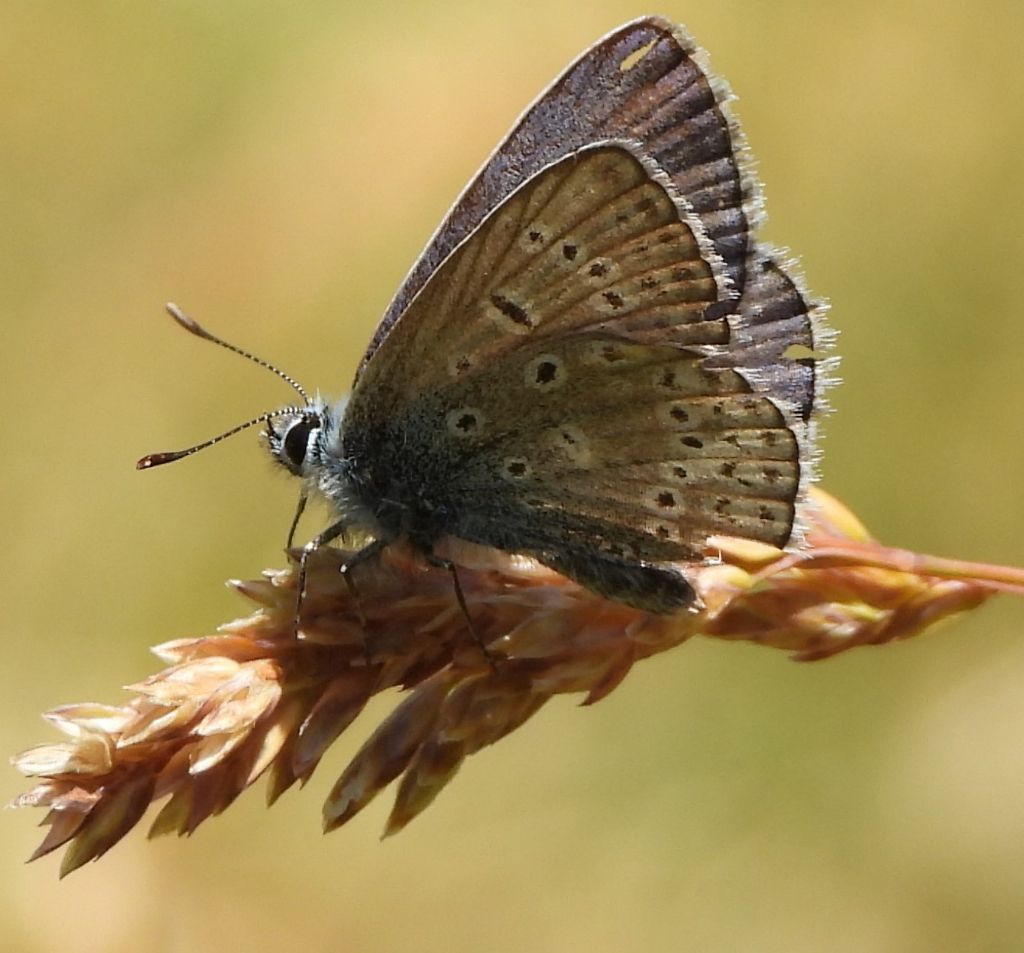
265, 394, 356, 480
265, 399, 332, 478
265, 394, 384, 544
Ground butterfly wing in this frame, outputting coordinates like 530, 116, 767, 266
350, 144, 732, 415
707, 247, 834, 544
341, 146, 808, 611
397, 333, 799, 612
359, 16, 758, 376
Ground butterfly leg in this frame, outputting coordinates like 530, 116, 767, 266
425, 552, 498, 671
338, 537, 388, 631
294, 519, 379, 636
285, 490, 309, 550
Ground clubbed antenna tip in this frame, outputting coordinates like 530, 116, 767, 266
165, 301, 216, 341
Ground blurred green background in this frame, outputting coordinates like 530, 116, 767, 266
3, 1, 1023, 950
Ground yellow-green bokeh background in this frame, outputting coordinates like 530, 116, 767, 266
4, 2, 1023, 950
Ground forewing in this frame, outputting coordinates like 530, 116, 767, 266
359, 16, 757, 374
348, 145, 731, 420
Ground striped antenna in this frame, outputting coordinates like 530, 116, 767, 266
137, 303, 311, 469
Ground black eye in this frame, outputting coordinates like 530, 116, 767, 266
283, 419, 312, 467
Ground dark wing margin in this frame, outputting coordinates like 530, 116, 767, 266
705, 245, 838, 546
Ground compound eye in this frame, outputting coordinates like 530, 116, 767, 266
282, 418, 312, 468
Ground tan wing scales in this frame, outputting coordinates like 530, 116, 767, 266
350, 144, 729, 423
423, 335, 800, 563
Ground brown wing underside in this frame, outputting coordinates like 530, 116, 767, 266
407, 334, 799, 559
351, 145, 731, 416
351, 331, 798, 612
342, 146, 806, 613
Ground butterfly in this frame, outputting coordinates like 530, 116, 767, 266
143, 16, 827, 617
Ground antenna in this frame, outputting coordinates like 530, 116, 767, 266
163, 302, 310, 404
137, 303, 313, 470
137, 406, 305, 469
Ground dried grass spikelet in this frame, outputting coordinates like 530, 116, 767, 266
12, 488, 1024, 876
